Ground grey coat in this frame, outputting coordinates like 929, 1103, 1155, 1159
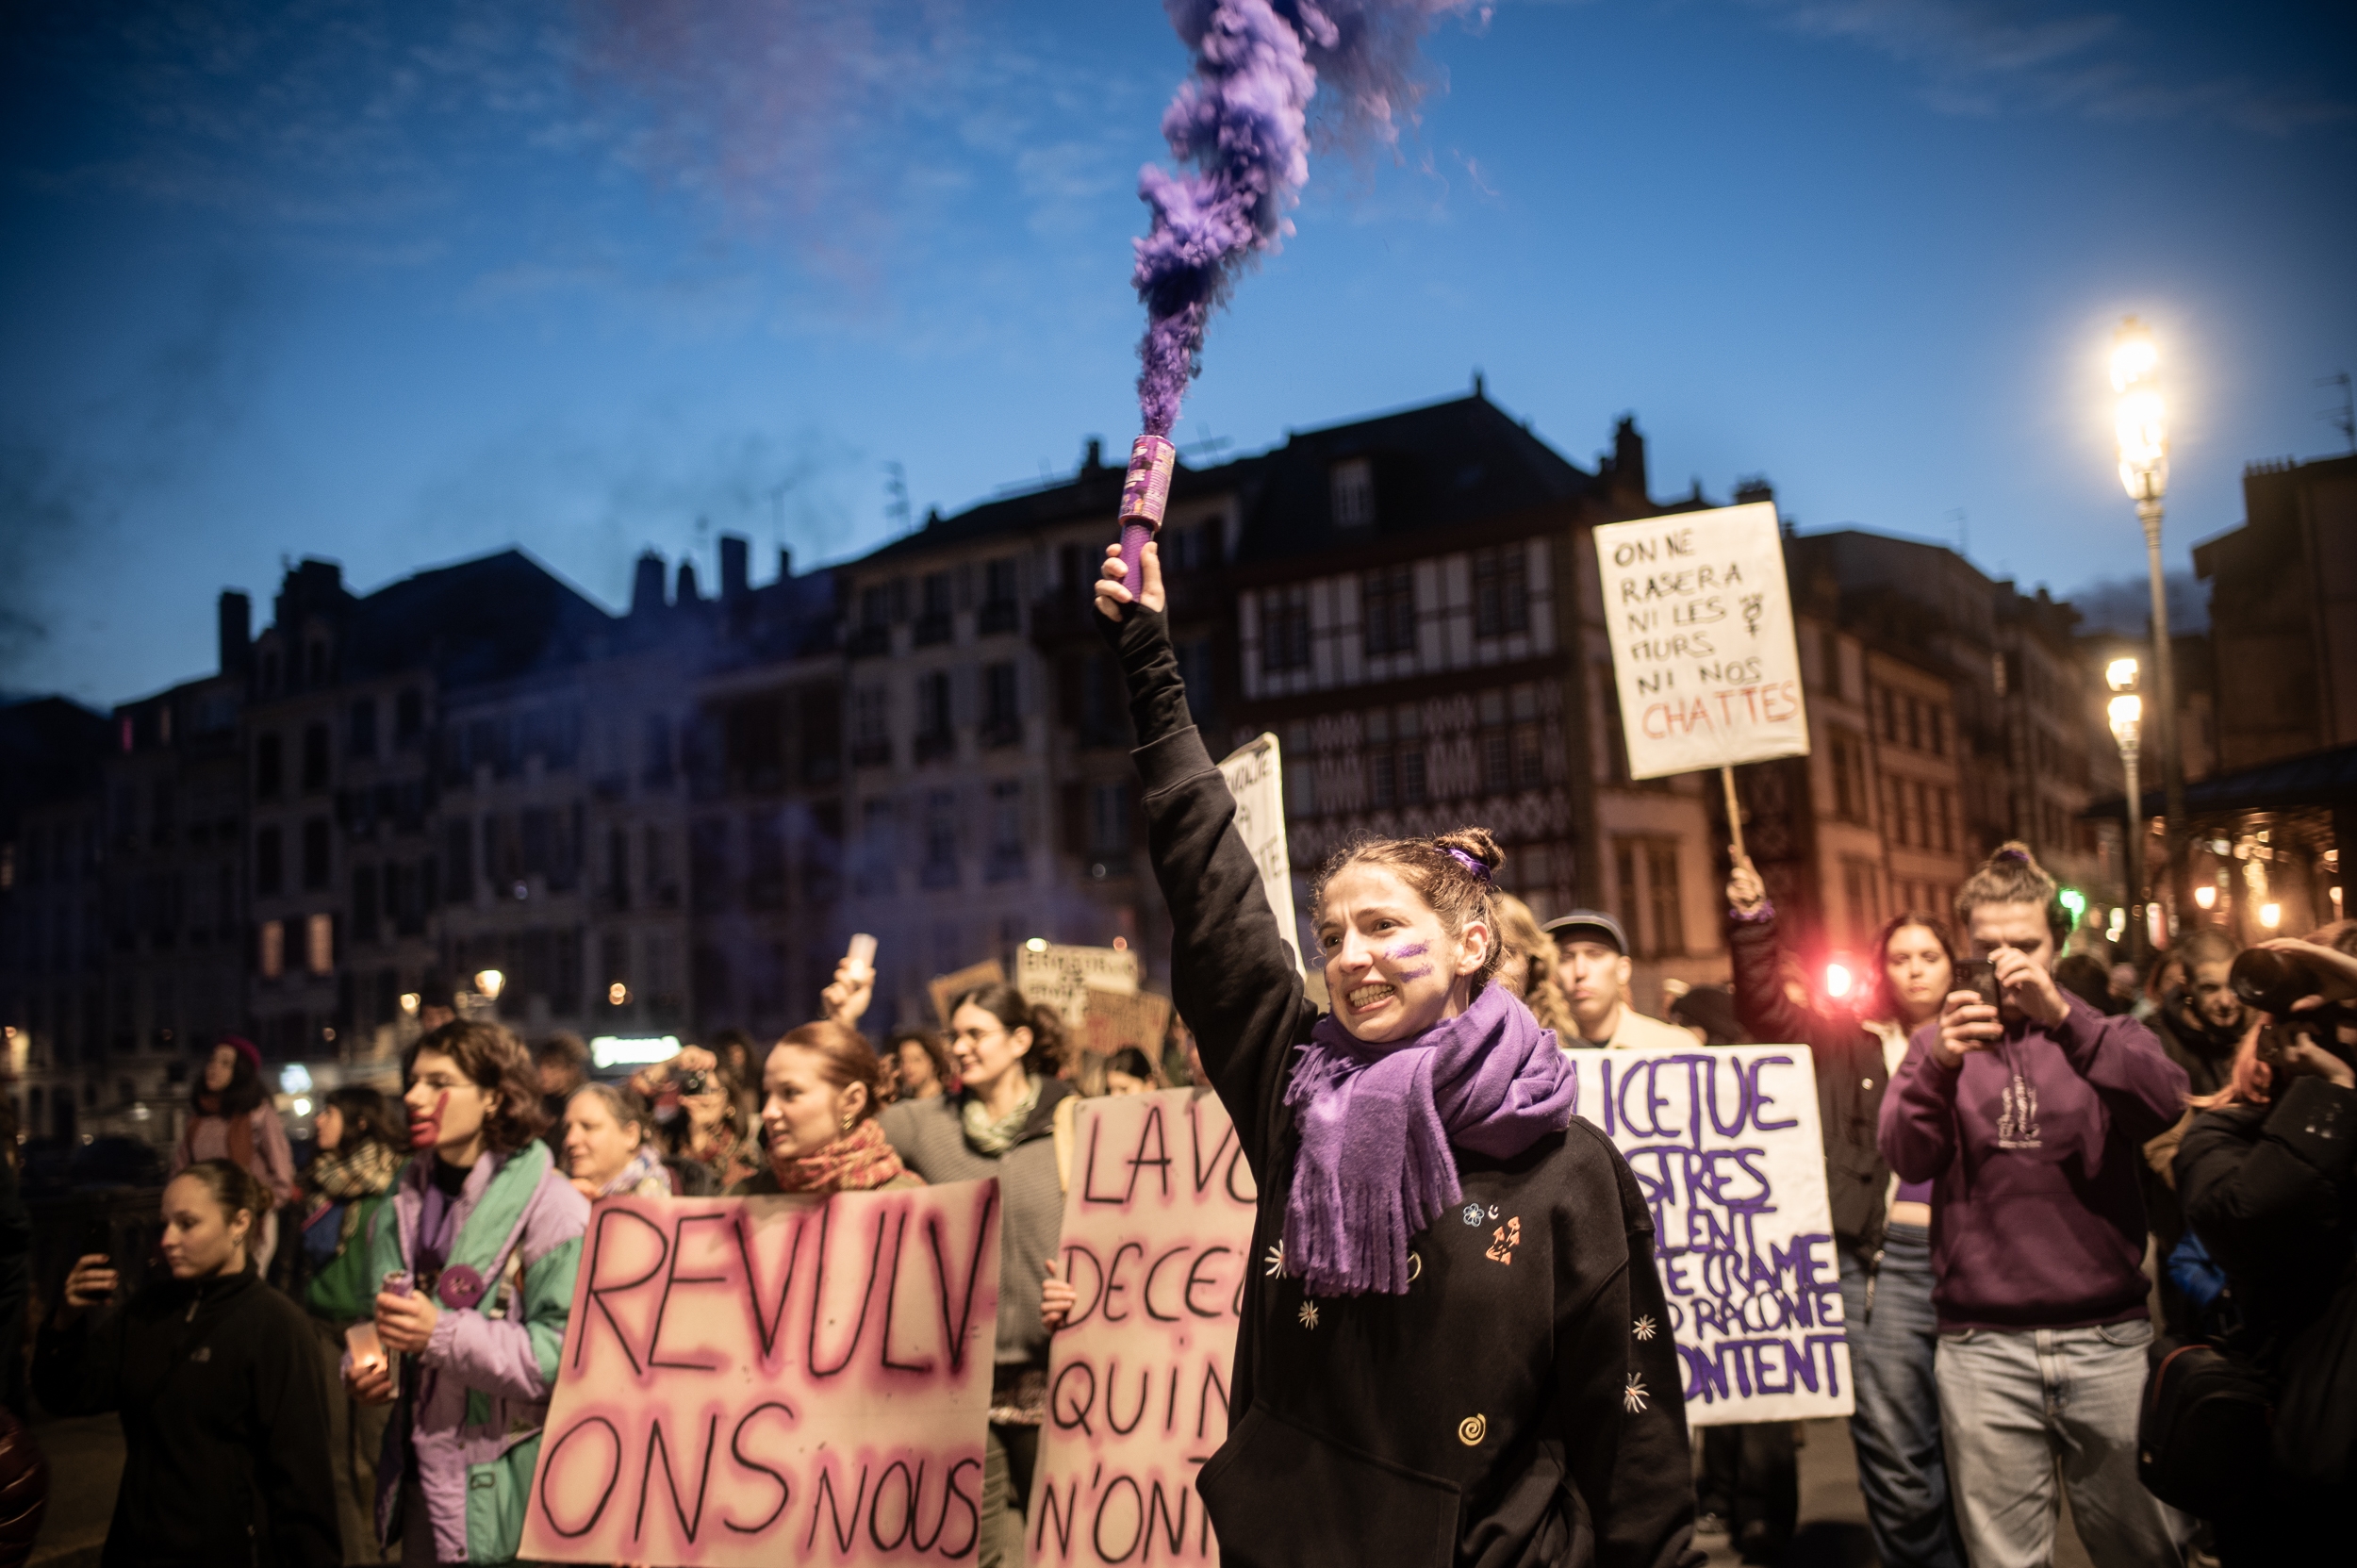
880, 1077, 1073, 1372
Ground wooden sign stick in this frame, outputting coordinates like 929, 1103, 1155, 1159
1721, 764, 1746, 864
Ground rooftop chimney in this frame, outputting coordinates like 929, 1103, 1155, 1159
777, 546, 793, 580
631, 553, 666, 616
1084, 437, 1104, 472
718, 535, 750, 600
218, 590, 252, 678
676, 559, 701, 604
1608, 416, 1648, 503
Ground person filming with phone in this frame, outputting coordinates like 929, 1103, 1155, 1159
1879, 842, 2189, 1568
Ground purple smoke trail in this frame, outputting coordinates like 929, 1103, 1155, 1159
1131, 0, 1476, 437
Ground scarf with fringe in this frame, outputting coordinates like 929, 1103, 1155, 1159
1282, 981, 1574, 1296
305, 1139, 403, 1201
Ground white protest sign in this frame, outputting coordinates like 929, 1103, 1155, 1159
1216, 733, 1302, 975
521, 1184, 1000, 1565
1561, 1046, 1852, 1426
1017, 944, 1142, 1028
1594, 503, 1810, 780
1029, 1089, 1260, 1565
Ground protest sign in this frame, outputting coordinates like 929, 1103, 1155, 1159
1593, 503, 1810, 781
1080, 989, 1174, 1057
1017, 943, 1141, 1028
930, 959, 1006, 1028
519, 1184, 1000, 1566
1215, 734, 1302, 975
1029, 1089, 1260, 1566
1561, 1046, 1851, 1425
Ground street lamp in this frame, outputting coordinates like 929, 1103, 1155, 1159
2112, 316, 2188, 930
2106, 659, 2147, 966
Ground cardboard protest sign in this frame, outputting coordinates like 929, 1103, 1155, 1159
1029, 1089, 1260, 1566
1593, 503, 1810, 780
931, 959, 1006, 1027
1215, 734, 1303, 975
1080, 989, 1173, 1057
520, 1184, 1000, 1565
1018, 943, 1141, 1028
1561, 1047, 1852, 1425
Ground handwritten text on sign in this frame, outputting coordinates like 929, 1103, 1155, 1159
1217, 734, 1303, 976
1030, 1089, 1261, 1565
1593, 503, 1810, 779
520, 1185, 1000, 1566
1561, 1047, 1851, 1425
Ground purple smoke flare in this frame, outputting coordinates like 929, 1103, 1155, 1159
1132, 1, 1477, 437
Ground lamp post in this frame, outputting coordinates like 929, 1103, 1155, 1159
2106, 664, 2146, 966
2112, 317, 2188, 933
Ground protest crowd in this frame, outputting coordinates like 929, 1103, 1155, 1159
1, 536, 2349, 1568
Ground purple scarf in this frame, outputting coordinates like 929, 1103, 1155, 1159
1282, 981, 1574, 1296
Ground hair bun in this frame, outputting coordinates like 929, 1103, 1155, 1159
1992, 841, 2035, 866
1433, 826, 1505, 875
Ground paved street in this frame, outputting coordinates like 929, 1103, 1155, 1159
26, 1415, 119, 1568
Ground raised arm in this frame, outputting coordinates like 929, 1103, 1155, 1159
1095, 543, 1313, 1177
1724, 894, 1824, 1048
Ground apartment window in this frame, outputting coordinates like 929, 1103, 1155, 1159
1164, 523, 1208, 571
1820, 628, 1842, 698
605, 827, 630, 906
979, 557, 1021, 634
1177, 637, 1216, 724
303, 722, 331, 790
444, 819, 474, 904
302, 817, 331, 890
981, 662, 1020, 748
1472, 545, 1529, 638
1262, 588, 1311, 672
395, 689, 423, 745
257, 919, 284, 979
1905, 699, 1924, 751
746, 809, 786, 910
1936, 786, 1955, 852
921, 790, 960, 888
987, 780, 1026, 883
353, 867, 379, 942
1646, 842, 1686, 958
851, 685, 890, 768
255, 827, 283, 896
1830, 729, 1868, 823
305, 912, 334, 975
1840, 857, 1882, 948
1364, 568, 1417, 656
914, 571, 953, 646
1330, 457, 1375, 529
1365, 706, 1426, 810
350, 699, 377, 759
255, 733, 283, 799
856, 799, 896, 896
914, 670, 954, 762
1088, 783, 1132, 870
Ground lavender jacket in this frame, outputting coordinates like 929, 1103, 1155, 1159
364, 1142, 587, 1563
1879, 992, 2186, 1331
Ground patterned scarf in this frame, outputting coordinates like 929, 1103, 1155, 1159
599, 1144, 673, 1198
1283, 981, 1574, 1296
305, 1138, 403, 1201
959, 1075, 1041, 1158
767, 1117, 911, 1193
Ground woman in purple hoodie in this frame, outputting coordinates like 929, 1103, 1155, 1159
1878, 844, 2188, 1568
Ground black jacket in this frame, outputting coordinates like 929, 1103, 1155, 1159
2176, 1075, 2357, 1368
34, 1263, 339, 1568
1107, 603, 1700, 1568
1725, 913, 1892, 1256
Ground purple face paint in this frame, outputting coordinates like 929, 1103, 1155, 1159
1384, 941, 1432, 980
1130, 1, 1476, 437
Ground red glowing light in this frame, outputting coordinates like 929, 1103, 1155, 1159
1824, 963, 1854, 999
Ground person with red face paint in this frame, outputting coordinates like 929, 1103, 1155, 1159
39, 1159, 340, 1565
1093, 542, 1700, 1568
343, 1020, 586, 1567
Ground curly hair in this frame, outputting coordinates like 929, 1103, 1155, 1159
323, 1085, 404, 1154
1310, 826, 1508, 987
1492, 891, 1574, 1033
404, 1019, 549, 1153
948, 983, 1065, 1075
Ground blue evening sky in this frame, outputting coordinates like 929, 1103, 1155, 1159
5, 0, 2351, 707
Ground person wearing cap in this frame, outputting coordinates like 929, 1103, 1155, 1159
1543, 911, 1696, 1051
174, 1035, 298, 1273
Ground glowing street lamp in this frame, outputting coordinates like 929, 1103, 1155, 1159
2111, 317, 2188, 923
2107, 688, 2147, 966
474, 969, 505, 1001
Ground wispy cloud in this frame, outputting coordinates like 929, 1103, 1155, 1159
1755, 0, 2354, 135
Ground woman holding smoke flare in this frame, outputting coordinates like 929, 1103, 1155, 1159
40, 1159, 341, 1565
1723, 862, 1965, 1568
344, 1019, 587, 1566
1093, 542, 1699, 1568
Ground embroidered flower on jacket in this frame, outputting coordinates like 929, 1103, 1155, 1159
1264, 1240, 1285, 1278
1623, 1375, 1649, 1413
1298, 1300, 1320, 1329
1462, 1203, 1485, 1227
1633, 1315, 1657, 1342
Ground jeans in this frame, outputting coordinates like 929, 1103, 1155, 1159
1838, 1226, 1965, 1568
1934, 1320, 2184, 1568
